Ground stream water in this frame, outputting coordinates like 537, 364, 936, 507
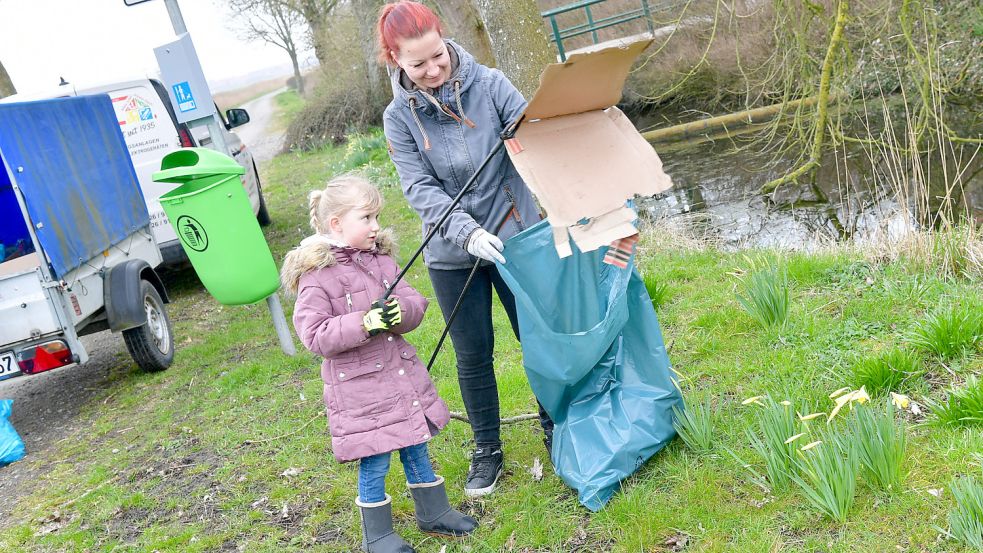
630, 109, 983, 251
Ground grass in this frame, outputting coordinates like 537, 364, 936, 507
927, 376, 983, 427
734, 263, 790, 330
848, 347, 922, 396
0, 128, 981, 551
908, 302, 983, 361
672, 398, 714, 453
790, 431, 860, 524
846, 402, 907, 493
945, 475, 983, 550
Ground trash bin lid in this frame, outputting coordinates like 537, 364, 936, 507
152, 147, 246, 183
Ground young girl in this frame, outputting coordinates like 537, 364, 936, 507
282, 175, 477, 553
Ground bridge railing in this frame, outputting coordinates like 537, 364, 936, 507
542, 0, 660, 61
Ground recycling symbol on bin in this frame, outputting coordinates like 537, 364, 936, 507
176, 215, 208, 252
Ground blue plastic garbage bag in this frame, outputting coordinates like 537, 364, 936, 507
1, 399, 26, 467
497, 219, 683, 511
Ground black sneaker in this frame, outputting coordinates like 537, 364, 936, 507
464, 447, 503, 497
543, 429, 554, 460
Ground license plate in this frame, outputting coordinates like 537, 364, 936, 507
0, 351, 20, 381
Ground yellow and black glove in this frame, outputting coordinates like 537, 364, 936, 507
363, 297, 401, 336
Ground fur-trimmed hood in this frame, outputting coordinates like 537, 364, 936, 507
280, 228, 396, 295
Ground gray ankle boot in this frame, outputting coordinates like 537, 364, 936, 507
407, 476, 478, 537
356, 495, 416, 553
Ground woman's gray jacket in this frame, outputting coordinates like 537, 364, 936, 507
382, 39, 541, 270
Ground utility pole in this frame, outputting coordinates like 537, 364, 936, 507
160, 0, 229, 155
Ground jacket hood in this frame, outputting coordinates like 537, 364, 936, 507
280, 228, 396, 295
389, 39, 477, 108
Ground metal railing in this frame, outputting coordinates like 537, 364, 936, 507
542, 0, 657, 61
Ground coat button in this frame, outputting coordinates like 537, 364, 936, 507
412, 400, 419, 406
375, 363, 382, 368
423, 433, 430, 439
387, 336, 394, 342
338, 372, 346, 379
398, 369, 405, 375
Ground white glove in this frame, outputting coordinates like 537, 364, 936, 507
466, 228, 506, 264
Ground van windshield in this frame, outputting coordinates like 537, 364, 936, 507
0, 157, 36, 264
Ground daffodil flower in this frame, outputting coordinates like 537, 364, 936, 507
800, 440, 822, 451
780, 400, 792, 406
798, 412, 825, 422
854, 386, 870, 404
829, 387, 851, 399
890, 392, 910, 410
741, 395, 765, 406
784, 432, 806, 444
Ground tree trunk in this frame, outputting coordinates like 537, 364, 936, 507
468, 0, 553, 99
352, 0, 390, 117
0, 60, 16, 99
437, 0, 496, 68
289, 0, 334, 66
289, 47, 304, 95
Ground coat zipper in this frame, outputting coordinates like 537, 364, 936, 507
346, 292, 353, 311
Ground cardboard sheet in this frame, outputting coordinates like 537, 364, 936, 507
507, 39, 673, 257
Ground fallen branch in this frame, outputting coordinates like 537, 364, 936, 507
449, 412, 539, 425
242, 411, 324, 446
761, 0, 850, 193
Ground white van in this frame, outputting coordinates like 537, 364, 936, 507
1, 77, 270, 266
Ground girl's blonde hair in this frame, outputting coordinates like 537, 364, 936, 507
308, 174, 383, 233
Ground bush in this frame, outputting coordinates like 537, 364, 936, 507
284, 87, 381, 151
736, 265, 790, 330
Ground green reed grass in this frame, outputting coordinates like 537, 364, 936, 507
849, 348, 922, 396
944, 475, 983, 550
736, 266, 790, 330
672, 398, 714, 453
926, 376, 983, 427
907, 303, 983, 360
644, 277, 670, 311
791, 432, 860, 523
746, 398, 800, 490
846, 402, 907, 492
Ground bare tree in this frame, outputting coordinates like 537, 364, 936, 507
285, 0, 338, 66
468, 0, 553, 98
0, 60, 15, 99
225, 0, 308, 94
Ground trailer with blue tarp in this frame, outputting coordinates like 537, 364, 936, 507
0, 95, 175, 381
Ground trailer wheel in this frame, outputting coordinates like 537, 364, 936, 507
123, 280, 174, 372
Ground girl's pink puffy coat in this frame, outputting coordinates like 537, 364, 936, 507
282, 232, 450, 462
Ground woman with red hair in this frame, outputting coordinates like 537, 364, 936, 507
378, 0, 554, 505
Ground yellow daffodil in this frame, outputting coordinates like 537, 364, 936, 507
798, 412, 826, 422
784, 432, 806, 444
854, 386, 870, 404
800, 440, 822, 451
890, 392, 910, 410
741, 395, 765, 406
829, 387, 851, 399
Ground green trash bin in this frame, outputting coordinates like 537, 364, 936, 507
153, 148, 279, 306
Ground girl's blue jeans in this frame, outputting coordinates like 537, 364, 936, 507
357, 442, 436, 503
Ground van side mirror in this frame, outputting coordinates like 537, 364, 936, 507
225, 108, 250, 129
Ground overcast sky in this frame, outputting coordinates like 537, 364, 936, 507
0, 0, 312, 94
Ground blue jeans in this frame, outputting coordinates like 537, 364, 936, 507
357, 442, 436, 503
428, 264, 554, 448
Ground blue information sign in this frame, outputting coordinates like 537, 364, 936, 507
172, 82, 197, 113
